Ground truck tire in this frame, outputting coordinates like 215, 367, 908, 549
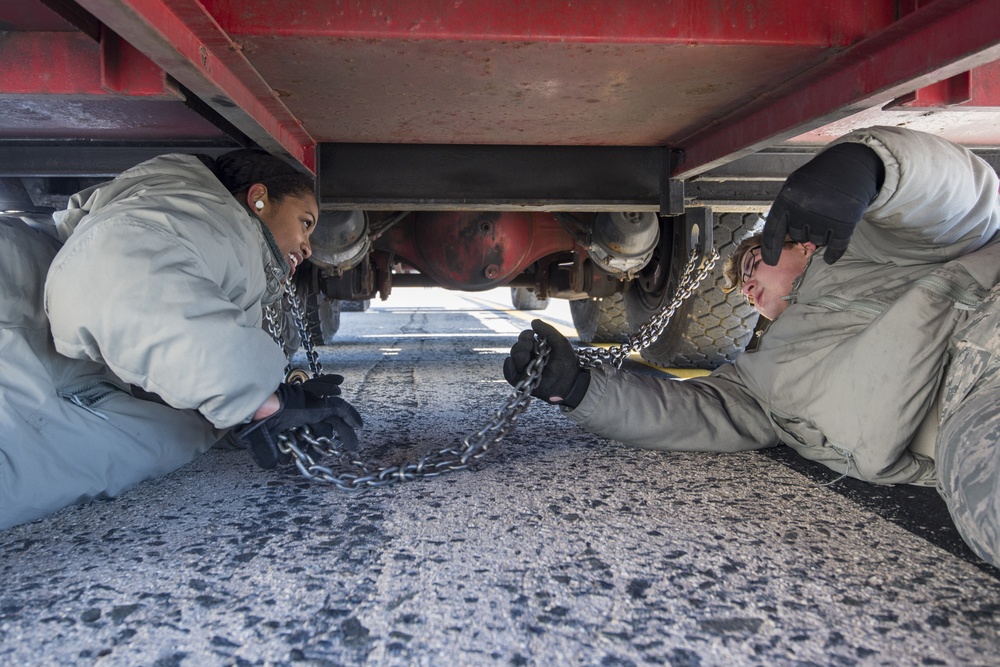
341, 299, 370, 312
569, 292, 629, 343
269, 294, 301, 359
270, 289, 341, 359
313, 292, 341, 344
511, 287, 550, 311
569, 212, 760, 369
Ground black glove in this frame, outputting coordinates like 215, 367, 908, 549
233, 383, 363, 469
503, 319, 591, 407
299, 373, 344, 397
761, 142, 884, 266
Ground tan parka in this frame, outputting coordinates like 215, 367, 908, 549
45, 153, 289, 428
566, 127, 1000, 486
1, 154, 288, 529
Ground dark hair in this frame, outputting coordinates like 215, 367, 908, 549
200, 149, 314, 203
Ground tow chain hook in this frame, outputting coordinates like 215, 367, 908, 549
284, 368, 311, 384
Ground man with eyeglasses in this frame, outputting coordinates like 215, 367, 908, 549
504, 126, 1000, 568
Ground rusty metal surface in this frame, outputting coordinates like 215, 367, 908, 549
377, 211, 575, 290
204, 0, 893, 46
211, 0, 895, 148
244, 38, 831, 147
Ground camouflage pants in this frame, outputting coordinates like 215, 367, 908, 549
937, 283, 1000, 568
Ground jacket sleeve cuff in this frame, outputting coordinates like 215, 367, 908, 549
559, 370, 591, 409
560, 366, 613, 422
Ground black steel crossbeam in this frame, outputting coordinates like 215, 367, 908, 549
317, 143, 684, 213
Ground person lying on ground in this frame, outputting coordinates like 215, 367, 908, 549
1, 149, 360, 530
504, 126, 1000, 568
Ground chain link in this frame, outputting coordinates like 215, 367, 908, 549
271, 245, 717, 489
263, 280, 325, 379
262, 301, 286, 352
576, 246, 720, 369
282, 277, 324, 377
276, 339, 550, 490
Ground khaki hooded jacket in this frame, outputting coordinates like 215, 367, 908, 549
1, 154, 288, 529
45, 153, 289, 429
566, 127, 1000, 486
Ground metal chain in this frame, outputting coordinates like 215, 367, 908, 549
281, 277, 324, 377
276, 339, 550, 490
262, 301, 286, 351
272, 245, 716, 489
263, 294, 320, 379
575, 246, 719, 370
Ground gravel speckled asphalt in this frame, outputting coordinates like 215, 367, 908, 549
2, 289, 998, 666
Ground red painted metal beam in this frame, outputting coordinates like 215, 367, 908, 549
74, 0, 317, 171
0, 29, 174, 98
100, 28, 180, 97
0, 31, 105, 95
890, 60, 1000, 107
674, 0, 1000, 178
893, 72, 973, 108
865, 0, 1000, 109
202, 0, 893, 47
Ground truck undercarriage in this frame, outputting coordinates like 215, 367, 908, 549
3, 0, 1000, 368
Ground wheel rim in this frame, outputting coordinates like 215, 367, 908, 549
630, 224, 675, 314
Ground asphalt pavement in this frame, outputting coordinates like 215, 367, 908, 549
2, 288, 999, 666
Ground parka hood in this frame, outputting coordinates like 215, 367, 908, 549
53, 154, 232, 241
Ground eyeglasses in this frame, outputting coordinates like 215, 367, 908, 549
740, 246, 762, 287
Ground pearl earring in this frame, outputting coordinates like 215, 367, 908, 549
254, 200, 264, 211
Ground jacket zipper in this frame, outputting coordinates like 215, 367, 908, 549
59, 379, 129, 420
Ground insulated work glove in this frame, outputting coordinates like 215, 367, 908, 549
233, 383, 363, 469
761, 142, 885, 266
503, 319, 591, 408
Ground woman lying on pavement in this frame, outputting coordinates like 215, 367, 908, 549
1, 149, 361, 530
